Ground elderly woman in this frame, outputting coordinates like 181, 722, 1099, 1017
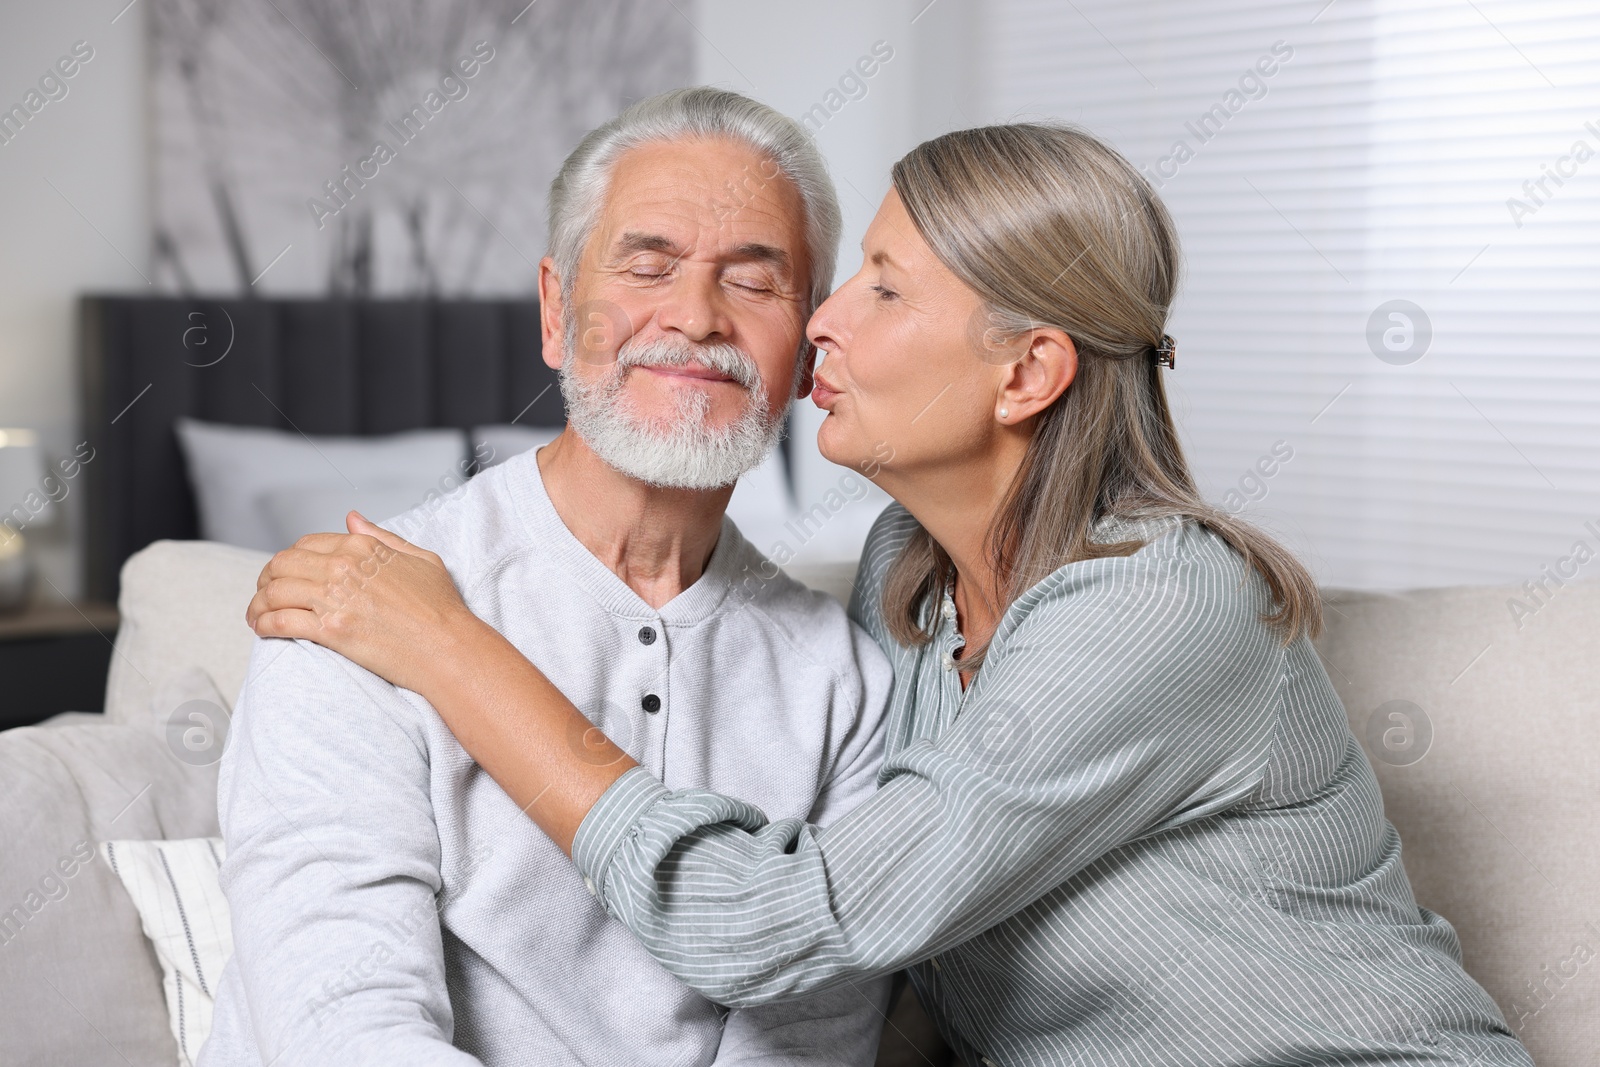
249, 118, 1532, 1066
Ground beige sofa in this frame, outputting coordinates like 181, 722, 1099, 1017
2, 540, 1592, 1065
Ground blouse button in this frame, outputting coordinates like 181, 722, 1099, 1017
941, 651, 956, 672
638, 625, 657, 645
642, 693, 661, 713
941, 599, 957, 621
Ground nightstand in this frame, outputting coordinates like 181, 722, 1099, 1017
0, 599, 119, 730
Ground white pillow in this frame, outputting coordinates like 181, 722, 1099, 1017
100, 837, 231, 1067
174, 418, 467, 552
470, 423, 560, 468
259, 480, 445, 548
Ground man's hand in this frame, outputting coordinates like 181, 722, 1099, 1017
246, 512, 491, 695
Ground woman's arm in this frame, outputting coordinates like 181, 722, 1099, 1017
568, 546, 1286, 1006
247, 512, 636, 853
253, 513, 1283, 1007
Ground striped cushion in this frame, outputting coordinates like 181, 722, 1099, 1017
101, 838, 231, 1067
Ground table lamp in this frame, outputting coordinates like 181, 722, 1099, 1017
0, 429, 49, 613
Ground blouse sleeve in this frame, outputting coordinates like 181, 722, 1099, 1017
571, 520, 1286, 1009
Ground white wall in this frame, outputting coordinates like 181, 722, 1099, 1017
986, 0, 1600, 592
0, 0, 149, 600
693, 0, 983, 564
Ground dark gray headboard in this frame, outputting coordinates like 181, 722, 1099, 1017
79, 296, 560, 601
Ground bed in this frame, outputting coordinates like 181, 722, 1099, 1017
78, 295, 565, 600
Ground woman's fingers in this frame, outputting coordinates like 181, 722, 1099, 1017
260, 539, 395, 583
257, 547, 338, 591
347, 511, 440, 564
250, 575, 339, 620
241, 514, 462, 689
248, 544, 400, 630
258, 547, 313, 589
240, 518, 460, 681
258, 533, 372, 590
291, 531, 354, 553
253, 518, 437, 599
247, 579, 313, 629
249, 606, 325, 642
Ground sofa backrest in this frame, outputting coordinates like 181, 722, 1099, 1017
1314, 581, 1598, 1065
104, 539, 268, 733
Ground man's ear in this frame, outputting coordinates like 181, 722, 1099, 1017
538, 257, 565, 372
996, 327, 1077, 422
794, 345, 817, 400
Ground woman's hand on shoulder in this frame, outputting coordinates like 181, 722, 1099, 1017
246, 511, 489, 695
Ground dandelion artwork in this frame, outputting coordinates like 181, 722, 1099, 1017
148, 0, 692, 296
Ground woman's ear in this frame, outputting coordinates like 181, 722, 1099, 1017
996, 327, 1077, 424
538, 258, 566, 371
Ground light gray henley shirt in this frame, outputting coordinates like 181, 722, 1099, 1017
199, 447, 895, 1067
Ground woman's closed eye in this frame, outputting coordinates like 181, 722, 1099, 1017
869, 283, 898, 302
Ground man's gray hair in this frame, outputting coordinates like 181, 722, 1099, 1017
547, 87, 841, 317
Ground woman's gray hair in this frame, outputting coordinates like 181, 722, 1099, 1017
547, 86, 841, 316
880, 123, 1324, 664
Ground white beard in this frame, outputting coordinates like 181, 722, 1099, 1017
559, 320, 786, 490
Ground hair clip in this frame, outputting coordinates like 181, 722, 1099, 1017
1154, 334, 1176, 369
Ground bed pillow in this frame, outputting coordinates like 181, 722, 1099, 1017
174, 419, 467, 552
100, 837, 231, 1067
259, 480, 446, 548
470, 423, 560, 468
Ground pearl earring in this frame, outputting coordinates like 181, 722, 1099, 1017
998, 407, 1009, 419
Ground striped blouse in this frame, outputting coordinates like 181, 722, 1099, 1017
573, 505, 1533, 1066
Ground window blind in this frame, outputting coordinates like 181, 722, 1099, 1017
987, 0, 1600, 591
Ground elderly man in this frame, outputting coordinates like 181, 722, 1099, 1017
200, 87, 894, 1066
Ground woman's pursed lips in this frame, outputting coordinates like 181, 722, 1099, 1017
811, 369, 842, 408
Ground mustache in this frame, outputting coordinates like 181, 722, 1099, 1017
615, 335, 761, 392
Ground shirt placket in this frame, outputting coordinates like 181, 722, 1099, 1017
631, 616, 670, 774
923, 583, 975, 1036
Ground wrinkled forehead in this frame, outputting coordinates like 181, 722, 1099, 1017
588, 137, 809, 269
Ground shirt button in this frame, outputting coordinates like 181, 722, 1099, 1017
929, 957, 942, 973
641, 693, 661, 713
583, 875, 597, 897
941, 651, 956, 671
980, 1058, 998, 1067
638, 625, 656, 645
941, 599, 957, 621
